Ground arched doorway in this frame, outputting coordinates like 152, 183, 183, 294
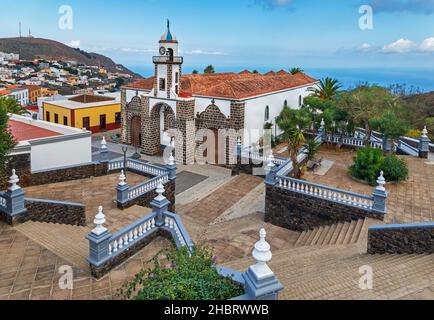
150, 103, 175, 148
131, 116, 141, 147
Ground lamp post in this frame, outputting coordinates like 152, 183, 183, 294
121, 145, 128, 178
132, 145, 141, 160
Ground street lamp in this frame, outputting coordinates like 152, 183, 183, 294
121, 145, 128, 178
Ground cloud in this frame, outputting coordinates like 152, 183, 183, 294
253, 0, 295, 10
367, 0, 434, 14
381, 38, 416, 53
184, 49, 228, 56
66, 40, 81, 48
420, 37, 434, 52
359, 43, 373, 52
120, 47, 155, 53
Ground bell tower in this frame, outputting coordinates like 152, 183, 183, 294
153, 20, 183, 99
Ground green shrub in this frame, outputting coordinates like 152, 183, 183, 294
118, 245, 244, 300
381, 155, 408, 183
349, 147, 383, 186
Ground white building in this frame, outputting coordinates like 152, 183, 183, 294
121, 22, 319, 164
0, 52, 19, 61
0, 87, 29, 105
8, 114, 92, 172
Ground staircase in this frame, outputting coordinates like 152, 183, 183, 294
224, 243, 434, 300
294, 218, 382, 247
15, 221, 91, 271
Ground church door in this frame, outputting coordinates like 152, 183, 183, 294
131, 116, 141, 147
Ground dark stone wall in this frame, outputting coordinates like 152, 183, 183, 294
90, 228, 173, 279
1, 153, 32, 191
30, 162, 109, 186
368, 226, 434, 254
118, 179, 176, 212
265, 184, 384, 232
17, 199, 86, 226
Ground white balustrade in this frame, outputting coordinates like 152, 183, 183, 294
108, 217, 156, 256
108, 160, 124, 171
277, 176, 373, 210
0, 194, 6, 209
127, 160, 167, 176
127, 175, 169, 200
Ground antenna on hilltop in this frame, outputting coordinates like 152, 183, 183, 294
19, 22, 22, 37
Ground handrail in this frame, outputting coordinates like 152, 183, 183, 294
397, 139, 418, 156
164, 211, 194, 250
0, 192, 6, 210
276, 175, 374, 210
108, 212, 157, 257
127, 159, 168, 176
127, 174, 169, 200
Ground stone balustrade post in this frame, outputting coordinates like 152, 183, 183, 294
150, 183, 170, 227
372, 171, 388, 214
418, 127, 430, 159
242, 228, 283, 300
318, 118, 326, 142
265, 154, 277, 185
166, 151, 177, 180
382, 135, 392, 153
3, 169, 27, 220
100, 136, 108, 163
116, 170, 129, 205
86, 206, 112, 266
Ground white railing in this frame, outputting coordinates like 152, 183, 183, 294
397, 140, 419, 157
241, 148, 286, 166
127, 174, 169, 200
108, 214, 157, 256
327, 134, 383, 150
164, 215, 187, 246
0, 193, 6, 210
127, 159, 168, 176
108, 160, 124, 171
277, 176, 374, 210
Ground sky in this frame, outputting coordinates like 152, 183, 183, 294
1, 0, 434, 78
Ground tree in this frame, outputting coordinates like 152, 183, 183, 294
252, 70, 259, 74
290, 67, 303, 75
276, 105, 311, 131
370, 110, 410, 152
204, 65, 215, 74
0, 104, 17, 172
336, 85, 397, 146
0, 97, 28, 115
286, 128, 306, 179
308, 77, 342, 100
115, 77, 126, 89
192, 70, 199, 75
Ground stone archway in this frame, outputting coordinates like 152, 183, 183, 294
143, 103, 175, 155
130, 116, 141, 147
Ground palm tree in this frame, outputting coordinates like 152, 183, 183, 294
308, 77, 342, 100
286, 128, 306, 179
0, 97, 28, 115
290, 67, 303, 75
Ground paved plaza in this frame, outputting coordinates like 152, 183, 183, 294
0, 150, 433, 300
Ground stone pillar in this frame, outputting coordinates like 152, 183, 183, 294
382, 135, 392, 154
86, 206, 112, 267
166, 151, 177, 180
3, 169, 27, 221
116, 171, 129, 207
176, 98, 196, 165
418, 126, 430, 159
265, 154, 278, 185
150, 183, 170, 227
230, 101, 245, 165
120, 88, 128, 143
100, 136, 108, 163
372, 171, 388, 214
319, 118, 326, 142
242, 229, 283, 300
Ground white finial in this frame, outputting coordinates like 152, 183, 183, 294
101, 136, 107, 150
118, 170, 127, 186
376, 171, 386, 192
320, 118, 325, 128
8, 169, 20, 192
237, 136, 242, 146
168, 151, 175, 166
155, 182, 166, 202
92, 206, 107, 236
422, 126, 428, 138
251, 228, 273, 278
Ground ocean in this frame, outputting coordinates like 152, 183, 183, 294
128, 66, 434, 93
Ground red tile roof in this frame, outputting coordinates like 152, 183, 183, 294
0, 89, 12, 97
125, 71, 318, 100
8, 120, 62, 141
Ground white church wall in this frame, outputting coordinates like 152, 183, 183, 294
244, 85, 312, 145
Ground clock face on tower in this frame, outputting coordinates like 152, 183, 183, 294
159, 47, 166, 55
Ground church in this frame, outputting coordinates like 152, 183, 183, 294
121, 22, 318, 164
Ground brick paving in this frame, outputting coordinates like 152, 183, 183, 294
304, 145, 434, 224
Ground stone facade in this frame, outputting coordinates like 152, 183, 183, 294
20, 199, 86, 226
368, 224, 434, 254
265, 184, 384, 232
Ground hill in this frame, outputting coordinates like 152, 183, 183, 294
0, 37, 142, 78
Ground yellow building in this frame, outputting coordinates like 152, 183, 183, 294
42, 94, 121, 133
21, 85, 42, 104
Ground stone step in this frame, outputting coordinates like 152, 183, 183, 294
295, 231, 308, 246
336, 222, 351, 245
328, 222, 344, 245
350, 219, 364, 244
311, 226, 325, 246
343, 220, 357, 245
321, 223, 337, 245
